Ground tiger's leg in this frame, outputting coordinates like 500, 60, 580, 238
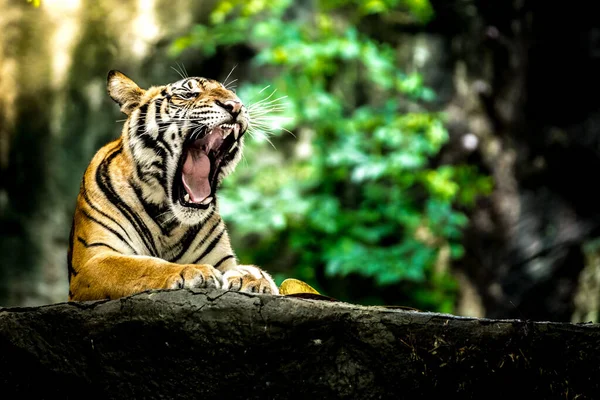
218, 264, 279, 295
69, 253, 222, 301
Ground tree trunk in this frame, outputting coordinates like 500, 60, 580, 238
424, 0, 600, 321
1, 289, 598, 399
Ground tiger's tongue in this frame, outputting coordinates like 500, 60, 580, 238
182, 149, 211, 203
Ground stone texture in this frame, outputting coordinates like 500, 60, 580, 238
1, 289, 599, 399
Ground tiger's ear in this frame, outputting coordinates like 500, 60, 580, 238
107, 70, 145, 115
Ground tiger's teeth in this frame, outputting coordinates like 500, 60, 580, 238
200, 196, 213, 205
184, 193, 190, 202
229, 142, 238, 153
220, 123, 233, 139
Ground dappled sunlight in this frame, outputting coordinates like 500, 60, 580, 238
45, 0, 82, 90
131, 0, 160, 59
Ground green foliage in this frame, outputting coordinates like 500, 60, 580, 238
172, 0, 492, 311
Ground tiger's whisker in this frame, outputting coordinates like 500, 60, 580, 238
171, 65, 186, 79
222, 65, 237, 88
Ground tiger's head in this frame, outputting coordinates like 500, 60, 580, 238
107, 70, 247, 224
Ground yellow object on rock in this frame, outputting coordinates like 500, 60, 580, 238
279, 278, 320, 295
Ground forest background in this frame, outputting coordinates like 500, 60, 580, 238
1, 0, 599, 323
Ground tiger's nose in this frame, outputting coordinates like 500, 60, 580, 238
218, 99, 242, 116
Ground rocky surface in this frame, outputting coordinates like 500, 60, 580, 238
1, 289, 599, 399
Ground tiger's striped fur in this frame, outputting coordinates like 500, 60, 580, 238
67, 70, 278, 301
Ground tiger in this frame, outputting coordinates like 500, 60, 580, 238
67, 70, 279, 301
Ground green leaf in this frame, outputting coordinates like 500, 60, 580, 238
169, 0, 489, 313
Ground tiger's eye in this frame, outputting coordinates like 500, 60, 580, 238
177, 92, 196, 100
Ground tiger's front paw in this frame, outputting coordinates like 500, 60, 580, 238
166, 265, 223, 290
222, 265, 279, 295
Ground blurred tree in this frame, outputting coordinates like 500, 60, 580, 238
0, 0, 218, 306
172, 0, 491, 312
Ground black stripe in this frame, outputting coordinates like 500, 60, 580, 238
170, 209, 217, 262
129, 109, 161, 186
158, 98, 169, 121
81, 175, 134, 243
129, 178, 178, 236
95, 143, 159, 257
193, 227, 225, 264
136, 101, 172, 158
136, 103, 155, 140
77, 236, 119, 252
174, 216, 222, 260
137, 159, 166, 187
80, 209, 137, 254
156, 135, 174, 158
132, 105, 171, 188
213, 255, 234, 269
137, 102, 149, 120
149, 160, 164, 173
67, 219, 77, 282
133, 153, 150, 190
154, 99, 175, 156
140, 172, 163, 185
155, 138, 171, 159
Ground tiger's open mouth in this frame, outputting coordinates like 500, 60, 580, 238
175, 123, 241, 208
